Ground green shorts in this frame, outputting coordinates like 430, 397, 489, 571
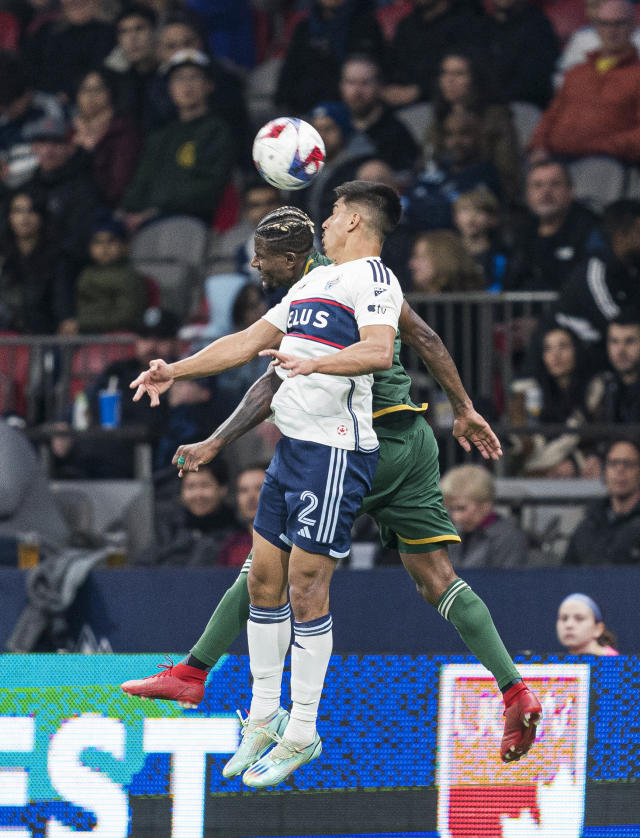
359, 412, 460, 554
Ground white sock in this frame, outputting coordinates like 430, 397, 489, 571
285, 614, 333, 747
247, 603, 291, 721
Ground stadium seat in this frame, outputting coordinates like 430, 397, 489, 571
0, 12, 20, 49
509, 101, 542, 150
130, 216, 210, 320
396, 102, 433, 146
188, 273, 248, 345
70, 337, 137, 399
568, 156, 627, 212
0, 336, 32, 419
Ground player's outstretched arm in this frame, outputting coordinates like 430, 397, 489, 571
129, 319, 284, 406
173, 366, 283, 475
399, 301, 502, 461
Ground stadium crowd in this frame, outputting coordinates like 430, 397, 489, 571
2, 0, 640, 574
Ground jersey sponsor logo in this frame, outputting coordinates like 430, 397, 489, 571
368, 304, 388, 314
286, 298, 359, 349
288, 307, 329, 329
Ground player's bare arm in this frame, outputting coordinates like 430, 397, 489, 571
399, 301, 502, 461
172, 366, 282, 475
129, 319, 284, 406
260, 324, 395, 377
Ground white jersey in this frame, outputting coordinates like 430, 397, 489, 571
263, 256, 403, 451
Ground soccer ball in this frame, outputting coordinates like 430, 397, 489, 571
252, 117, 325, 191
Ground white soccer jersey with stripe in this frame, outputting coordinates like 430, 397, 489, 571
262, 256, 403, 451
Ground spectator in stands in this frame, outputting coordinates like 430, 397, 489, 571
382, 0, 489, 108
553, 199, 640, 354
275, 0, 386, 116
0, 418, 70, 558
120, 49, 234, 232
150, 11, 250, 159
217, 464, 267, 566
440, 464, 529, 567
72, 68, 142, 208
0, 186, 75, 334
134, 459, 241, 565
587, 311, 640, 423
486, 0, 559, 109
206, 179, 282, 279
24, 0, 115, 100
23, 110, 101, 300
405, 108, 504, 231
339, 53, 419, 175
299, 101, 372, 227
0, 50, 67, 190
106, 4, 159, 129
425, 50, 523, 205
408, 229, 484, 292
529, 0, 640, 165
504, 159, 605, 292
73, 215, 148, 335
564, 437, 640, 563
185, 0, 257, 70
555, 0, 640, 87
510, 322, 600, 477
556, 593, 619, 654
453, 186, 510, 290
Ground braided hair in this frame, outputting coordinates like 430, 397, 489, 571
254, 206, 315, 253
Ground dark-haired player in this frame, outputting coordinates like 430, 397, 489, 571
123, 192, 541, 776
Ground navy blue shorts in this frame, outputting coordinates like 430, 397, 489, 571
254, 436, 378, 559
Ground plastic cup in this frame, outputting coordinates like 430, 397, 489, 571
99, 390, 122, 429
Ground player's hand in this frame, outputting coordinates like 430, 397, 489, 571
259, 349, 316, 377
129, 359, 174, 406
452, 409, 503, 461
172, 439, 223, 477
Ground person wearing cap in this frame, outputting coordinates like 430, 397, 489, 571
74, 214, 148, 334
23, 108, 101, 295
556, 593, 619, 655
120, 48, 234, 232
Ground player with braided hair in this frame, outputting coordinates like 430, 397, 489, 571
123, 195, 542, 769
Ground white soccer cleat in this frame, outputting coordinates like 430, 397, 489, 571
222, 707, 289, 778
242, 732, 322, 788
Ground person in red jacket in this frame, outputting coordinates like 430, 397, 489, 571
529, 0, 640, 164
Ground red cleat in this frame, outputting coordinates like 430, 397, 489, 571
121, 658, 206, 708
501, 681, 542, 763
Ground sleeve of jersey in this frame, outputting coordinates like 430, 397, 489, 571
261, 289, 293, 333
352, 260, 403, 331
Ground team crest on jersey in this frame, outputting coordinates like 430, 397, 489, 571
336, 424, 347, 435
324, 278, 340, 290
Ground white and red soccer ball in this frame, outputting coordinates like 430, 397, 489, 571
252, 117, 326, 191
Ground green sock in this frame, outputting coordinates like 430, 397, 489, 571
190, 568, 250, 668
435, 578, 520, 689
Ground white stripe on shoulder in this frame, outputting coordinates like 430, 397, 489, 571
586, 257, 620, 320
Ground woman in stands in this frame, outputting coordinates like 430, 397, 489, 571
425, 50, 522, 206
556, 593, 619, 655
509, 321, 600, 477
0, 186, 75, 334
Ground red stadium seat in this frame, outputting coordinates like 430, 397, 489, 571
70, 337, 137, 399
0, 12, 20, 49
0, 335, 31, 419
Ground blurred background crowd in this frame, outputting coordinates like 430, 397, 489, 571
2, 0, 640, 582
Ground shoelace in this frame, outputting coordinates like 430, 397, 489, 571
144, 655, 175, 679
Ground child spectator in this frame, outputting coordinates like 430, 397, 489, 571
74, 215, 148, 334
408, 230, 484, 292
440, 464, 529, 567
453, 186, 510, 290
0, 186, 75, 334
72, 68, 142, 207
556, 593, 619, 654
